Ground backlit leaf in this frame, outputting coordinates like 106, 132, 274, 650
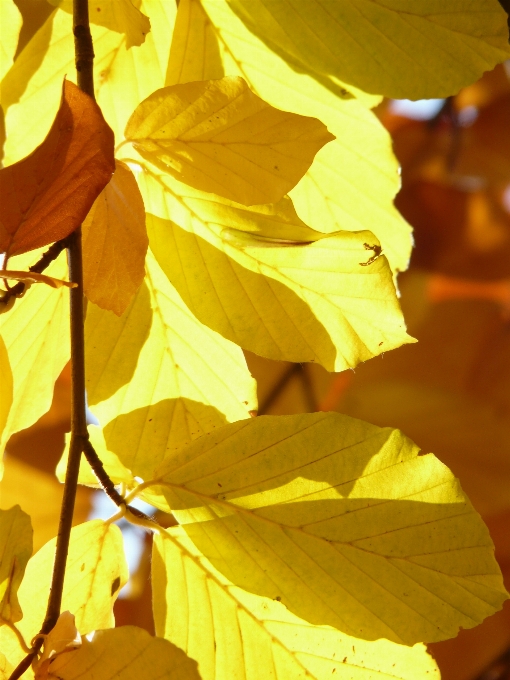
0, 520, 128, 670
34, 611, 81, 680
142, 412, 508, 645
198, 0, 412, 273
0, 252, 69, 457
0, 80, 114, 257
1, 0, 176, 162
48, 0, 151, 48
124, 76, 335, 206
48, 626, 201, 680
0, 337, 12, 448
137, 164, 413, 371
85, 249, 257, 480
0, 271, 76, 289
227, 0, 510, 99
0, 0, 21, 82
0, 506, 32, 624
0, 653, 12, 680
153, 528, 441, 680
83, 160, 148, 316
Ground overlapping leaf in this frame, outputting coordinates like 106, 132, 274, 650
0, 0, 21, 83
83, 160, 148, 315
125, 76, 334, 206
48, 0, 151, 48
85, 249, 257, 480
0, 80, 114, 257
0, 338, 12, 448
0, 506, 32, 624
153, 528, 441, 680
1, 0, 177, 162
0, 252, 70, 457
192, 0, 412, 273
47, 626, 201, 680
141, 412, 508, 645
134, 163, 413, 370
0, 521, 127, 670
227, 0, 510, 99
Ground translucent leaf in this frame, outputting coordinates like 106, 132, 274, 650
227, 0, 510, 99
0, 252, 70, 457
0, 0, 21, 82
83, 160, 148, 316
56, 425, 135, 488
48, 0, 151, 48
1, 0, 176, 163
0, 337, 12, 447
48, 626, 201, 680
34, 611, 81, 680
85, 249, 257, 480
0, 80, 114, 257
125, 76, 335, 206
142, 412, 508, 645
166, 0, 225, 85
0, 520, 127, 669
136, 164, 413, 371
199, 0, 412, 273
0, 506, 32, 624
153, 528, 440, 679
0, 652, 13, 680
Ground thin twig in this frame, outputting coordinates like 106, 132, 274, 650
258, 363, 301, 414
0, 237, 72, 309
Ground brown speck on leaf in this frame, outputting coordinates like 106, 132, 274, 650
249, 410, 257, 418
217, 483, 222, 487
275, 595, 281, 601
342, 657, 347, 663
360, 243, 382, 266
111, 576, 121, 596
378, 341, 383, 346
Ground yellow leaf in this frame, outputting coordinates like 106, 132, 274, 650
1, 0, 176, 163
0, 506, 32, 624
48, 0, 151, 48
124, 76, 335, 206
0, 252, 69, 457
48, 626, 201, 680
227, 0, 510, 99
153, 528, 440, 680
85, 249, 257, 480
0, 653, 12, 680
83, 160, 148, 316
0, 520, 128, 670
34, 611, 81, 680
135, 164, 413, 371
141, 412, 508, 645
56, 425, 135, 489
0, 337, 12, 448
0, 0, 21, 82
194, 0, 413, 272
166, 0, 225, 85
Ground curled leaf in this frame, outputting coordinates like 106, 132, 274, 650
0, 79, 114, 257
125, 76, 334, 206
0, 271, 77, 289
34, 611, 81, 680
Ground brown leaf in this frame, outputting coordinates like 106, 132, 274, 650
82, 161, 147, 316
0, 79, 114, 258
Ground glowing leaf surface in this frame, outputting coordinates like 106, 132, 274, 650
125, 76, 334, 206
0, 506, 32, 624
0, 521, 127, 669
85, 250, 257, 480
49, 626, 201, 680
227, 0, 510, 98
153, 528, 441, 680
0, 252, 70, 457
143, 412, 508, 645
83, 160, 148, 316
137, 165, 413, 370
0, 0, 21, 82
0, 338, 12, 447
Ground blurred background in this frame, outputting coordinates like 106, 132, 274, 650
3, 3, 510, 678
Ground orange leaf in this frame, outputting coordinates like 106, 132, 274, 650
82, 160, 147, 316
0, 79, 115, 258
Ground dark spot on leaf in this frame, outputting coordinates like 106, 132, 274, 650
80, 563, 85, 571
217, 482, 222, 487
342, 657, 347, 663
111, 576, 121, 596
275, 595, 281, 601
378, 341, 383, 346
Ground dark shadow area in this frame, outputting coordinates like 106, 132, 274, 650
86, 282, 152, 404
147, 213, 338, 368
103, 397, 229, 480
